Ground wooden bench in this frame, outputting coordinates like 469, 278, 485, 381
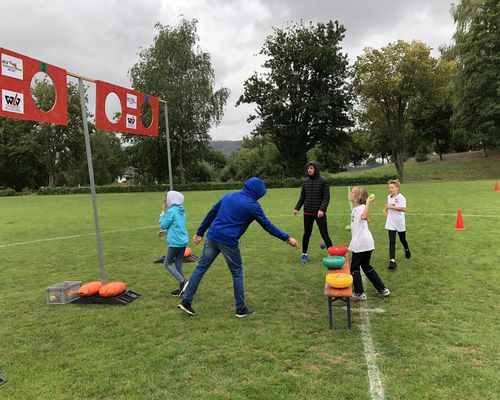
323, 253, 352, 330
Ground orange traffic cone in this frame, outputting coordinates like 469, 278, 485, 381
455, 209, 465, 231
494, 181, 499, 192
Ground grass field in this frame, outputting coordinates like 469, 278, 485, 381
335, 150, 500, 182
1, 180, 499, 399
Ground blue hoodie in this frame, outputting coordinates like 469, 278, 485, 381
196, 177, 289, 246
159, 191, 188, 248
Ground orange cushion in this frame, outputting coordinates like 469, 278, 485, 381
99, 281, 127, 298
184, 247, 192, 257
77, 281, 102, 297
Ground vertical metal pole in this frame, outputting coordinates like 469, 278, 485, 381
164, 103, 173, 191
78, 78, 106, 284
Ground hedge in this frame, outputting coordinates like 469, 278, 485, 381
36, 173, 398, 196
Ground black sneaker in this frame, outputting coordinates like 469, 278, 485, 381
235, 306, 255, 318
179, 280, 189, 297
170, 288, 181, 296
388, 260, 398, 270
405, 249, 412, 259
178, 299, 195, 316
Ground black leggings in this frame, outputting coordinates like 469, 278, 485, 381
350, 250, 385, 294
302, 214, 332, 253
388, 230, 409, 259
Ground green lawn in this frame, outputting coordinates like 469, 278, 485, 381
1, 181, 499, 399
335, 150, 500, 182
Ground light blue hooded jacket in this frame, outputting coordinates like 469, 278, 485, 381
159, 191, 188, 248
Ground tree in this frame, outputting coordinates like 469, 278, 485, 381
129, 19, 230, 184
451, 0, 500, 154
31, 81, 86, 186
237, 21, 352, 177
353, 41, 453, 181
0, 118, 42, 190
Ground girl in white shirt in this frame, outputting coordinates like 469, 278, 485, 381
348, 186, 390, 300
384, 179, 411, 270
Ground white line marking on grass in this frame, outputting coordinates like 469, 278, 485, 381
344, 307, 386, 313
360, 310, 386, 400
0, 225, 157, 248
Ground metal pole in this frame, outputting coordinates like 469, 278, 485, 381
164, 103, 173, 191
78, 78, 106, 284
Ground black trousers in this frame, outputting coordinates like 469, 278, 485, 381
302, 214, 332, 253
388, 230, 409, 259
350, 250, 385, 294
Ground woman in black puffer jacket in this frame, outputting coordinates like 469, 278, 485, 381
293, 161, 333, 263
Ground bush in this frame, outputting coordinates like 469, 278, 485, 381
0, 187, 16, 196
415, 153, 429, 162
36, 172, 399, 196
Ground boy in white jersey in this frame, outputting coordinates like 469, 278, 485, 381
348, 186, 390, 300
384, 179, 411, 269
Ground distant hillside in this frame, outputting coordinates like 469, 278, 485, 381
210, 140, 243, 156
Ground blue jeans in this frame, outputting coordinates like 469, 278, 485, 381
183, 238, 245, 310
164, 246, 186, 284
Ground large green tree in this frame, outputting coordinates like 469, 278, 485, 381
31, 80, 86, 186
237, 21, 352, 177
353, 41, 454, 181
451, 0, 500, 153
129, 19, 230, 184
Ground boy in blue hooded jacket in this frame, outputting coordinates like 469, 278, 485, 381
178, 177, 299, 317
159, 191, 189, 296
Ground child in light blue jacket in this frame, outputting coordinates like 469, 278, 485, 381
158, 191, 189, 296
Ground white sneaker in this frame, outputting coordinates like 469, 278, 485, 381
351, 293, 367, 301
377, 288, 390, 297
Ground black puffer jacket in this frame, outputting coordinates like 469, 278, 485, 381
294, 161, 331, 214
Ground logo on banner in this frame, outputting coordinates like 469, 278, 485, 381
1, 53, 24, 80
2, 89, 24, 114
126, 114, 137, 129
126, 93, 137, 109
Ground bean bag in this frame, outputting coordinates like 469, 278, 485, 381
77, 281, 102, 297
184, 247, 192, 258
99, 281, 127, 298
325, 273, 353, 288
322, 256, 345, 269
327, 245, 348, 256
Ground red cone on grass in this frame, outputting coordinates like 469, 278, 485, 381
494, 181, 499, 192
455, 209, 465, 231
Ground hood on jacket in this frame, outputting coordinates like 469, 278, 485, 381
306, 160, 320, 177
166, 191, 184, 207
243, 177, 267, 200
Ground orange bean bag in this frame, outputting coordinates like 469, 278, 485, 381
77, 281, 102, 297
184, 247, 192, 257
99, 281, 127, 298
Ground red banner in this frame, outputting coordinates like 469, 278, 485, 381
0, 47, 67, 125
95, 80, 159, 136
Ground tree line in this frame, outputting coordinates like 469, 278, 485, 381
1, 0, 498, 190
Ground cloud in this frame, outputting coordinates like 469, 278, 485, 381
0, 0, 455, 140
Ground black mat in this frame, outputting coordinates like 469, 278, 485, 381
73, 290, 140, 305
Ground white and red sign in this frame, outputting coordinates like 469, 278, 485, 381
95, 80, 159, 136
0, 47, 67, 125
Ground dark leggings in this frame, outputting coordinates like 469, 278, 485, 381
350, 250, 385, 294
388, 230, 409, 259
302, 214, 332, 253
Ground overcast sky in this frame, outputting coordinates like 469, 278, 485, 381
1, 0, 456, 140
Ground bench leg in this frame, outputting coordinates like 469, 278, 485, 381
346, 297, 352, 330
328, 297, 333, 329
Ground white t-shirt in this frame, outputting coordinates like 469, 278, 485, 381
385, 193, 406, 232
348, 204, 375, 253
